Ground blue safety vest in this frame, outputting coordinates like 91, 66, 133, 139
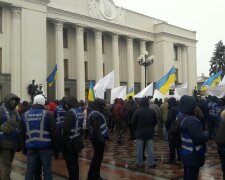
88, 110, 109, 140
0, 105, 20, 139
24, 109, 51, 149
208, 102, 218, 118
69, 107, 84, 140
55, 106, 66, 131
180, 117, 206, 156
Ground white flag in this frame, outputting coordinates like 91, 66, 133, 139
134, 83, 153, 98
110, 86, 127, 104
219, 76, 225, 85
153, 89, 166, 101
174, 83, 188, 100
206, 84, 225, 98
94, 71, 115, 99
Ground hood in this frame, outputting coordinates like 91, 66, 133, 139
139, 97, 149, 107
4, 93, 20, 109
168, 97, 177, 108
179, 95, 196, 115
65, 96, 79, 108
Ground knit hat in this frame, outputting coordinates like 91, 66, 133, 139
179, 95, 196, 115
33, 95, 45, 106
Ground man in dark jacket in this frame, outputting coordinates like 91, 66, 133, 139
87, 98, 108, 180
20, 95, 58, 180
132, 97, 157, 168
166, 97, 180, 163
179, 95, 208, 180
0, 93, 20, 180
62, 96, 84, 180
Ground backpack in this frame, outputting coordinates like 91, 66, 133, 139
169, 115, 187, 148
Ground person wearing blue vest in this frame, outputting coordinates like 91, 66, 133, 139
62, 96, 84, 180
54, 99, 66, 159
179, 95, 208, 180
20, 95, 59, 180
0, 93, 20, 180
87, 98, 108, 180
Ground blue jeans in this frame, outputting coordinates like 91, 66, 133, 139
25, 149, 53, 180
136, 139, 155, 166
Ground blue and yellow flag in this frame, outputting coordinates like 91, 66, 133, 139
88, 81, 95, 102
156, 67, 176, 95
201, 70, 222, 91
126, 87, 135, 100
47, 64, 58, 87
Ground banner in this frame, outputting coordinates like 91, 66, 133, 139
110, 86, 127, 104
134, 83, 153, 98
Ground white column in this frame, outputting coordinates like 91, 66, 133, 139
54, 21, 64, 100
11, 7, 21, 96
75, 25, 85, 100
140, 40, 146, 89
95, 30, 103, 81
112, 34, 120, 87
182, 46, 188, 83
127, 37, 134, 90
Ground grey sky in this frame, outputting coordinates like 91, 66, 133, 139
114, 0, 225, 77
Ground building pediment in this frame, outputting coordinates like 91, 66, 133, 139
25, 0, 50, 5
88, 0, 125, 25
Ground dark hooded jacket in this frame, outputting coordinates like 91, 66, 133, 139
179, 95, 208, 167
0, 93, 21, 150
166, 97, 179, 130
132, 98, 157, 140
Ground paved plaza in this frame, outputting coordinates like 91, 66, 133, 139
12, 132, 223, 180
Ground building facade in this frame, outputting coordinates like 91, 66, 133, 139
0, 0, 197, 101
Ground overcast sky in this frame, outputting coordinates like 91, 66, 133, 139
114, 0, 225, 77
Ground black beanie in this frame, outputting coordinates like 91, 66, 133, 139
180, 95, 196, 115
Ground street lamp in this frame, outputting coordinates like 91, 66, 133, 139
137, 51, 154, 87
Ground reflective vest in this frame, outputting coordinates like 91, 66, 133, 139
208, 102, 218, 118
69, 107, 84, 140
0, 105, 20, 139
180, 117, 206, 156
55, 106, 66, 131
24, 109, 51, 149
88, 110, 109, 140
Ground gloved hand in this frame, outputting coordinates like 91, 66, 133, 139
0, 115, 17, 134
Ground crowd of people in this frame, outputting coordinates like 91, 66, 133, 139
0, 92, 225, 180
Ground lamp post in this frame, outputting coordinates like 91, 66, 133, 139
137, 51, 154, 87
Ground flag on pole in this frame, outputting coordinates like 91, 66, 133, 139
46, 64, 58, 87
201, 70, 222, 91
134, 82, 153, 98
94, 71, 115, 99
110, 86, 127, 104
126, 87, 135, 100
88, 81, 95, 102
156, 67, 176, 95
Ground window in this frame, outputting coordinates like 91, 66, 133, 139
85, 61, 88, 80
84, 32, 87, 51
103, 63, 105, 76
64, 59, 69, 79
175, 68, 178, 83
0, 48, 2, 73
174, 45, 178, 61
63, 28, 68, 48
102, 35, 105, 54
0, 8, 2, 33
65, 88, 70, 97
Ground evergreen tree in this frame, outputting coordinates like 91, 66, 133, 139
209, 40, 225, 76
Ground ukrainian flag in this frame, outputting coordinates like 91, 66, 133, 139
156, 67, 176, 95
201, 70, 222, 91
88, 81, 95, 102
47, 64, 58, 87
126, 87, 135, 100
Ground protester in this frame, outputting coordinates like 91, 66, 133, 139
87, 98, 108, 180
62, 96, 84, 180
132, 97, 157, 168
160, 98, 169, 140
179, 95, 208, 180
0, 93, 21, 180
20, 95, 58, 180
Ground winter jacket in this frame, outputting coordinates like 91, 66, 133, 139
160, 102, 168, 123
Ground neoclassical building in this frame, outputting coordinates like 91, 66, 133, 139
0, 0, 197, 101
